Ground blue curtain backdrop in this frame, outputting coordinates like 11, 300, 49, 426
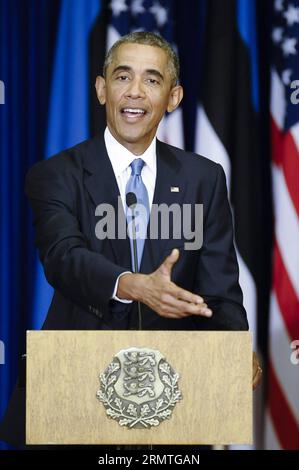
0, 0, 61, 450
0, 0, 101, 449
0, 0, 272, 450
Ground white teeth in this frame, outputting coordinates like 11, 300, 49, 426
123, 108, 145, 114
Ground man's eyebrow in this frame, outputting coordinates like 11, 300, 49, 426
111, 65, 132, 75
145, 69, 164, 81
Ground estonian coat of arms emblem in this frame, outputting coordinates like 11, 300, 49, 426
96, 347, 182, 429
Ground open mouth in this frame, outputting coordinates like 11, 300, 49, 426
121, 107, 147, 119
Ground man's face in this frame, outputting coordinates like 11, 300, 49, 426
95, 43, 183, 154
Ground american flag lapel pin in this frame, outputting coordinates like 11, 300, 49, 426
170, 186, 180, 193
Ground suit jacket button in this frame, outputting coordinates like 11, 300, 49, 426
96, 309, 103, 318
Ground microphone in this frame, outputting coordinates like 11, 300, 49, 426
126, 192, 142, 330
126, 191, 137, 210
126, 192, 138, 274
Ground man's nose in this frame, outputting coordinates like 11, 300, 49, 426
125, 77, 145, 98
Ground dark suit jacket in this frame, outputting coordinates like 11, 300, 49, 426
26, 133, 247, 331
0, 134, 248, 446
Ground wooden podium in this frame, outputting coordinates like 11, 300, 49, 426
26, 330, 252, 445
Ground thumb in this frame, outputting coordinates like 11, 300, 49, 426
159, 248, 180, 277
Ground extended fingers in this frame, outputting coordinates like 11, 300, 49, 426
158, 289, 212, 318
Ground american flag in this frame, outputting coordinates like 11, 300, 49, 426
266, 0, 299, 449
106, 0, 184, 148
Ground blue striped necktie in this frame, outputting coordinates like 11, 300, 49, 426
125, 158, 150, 272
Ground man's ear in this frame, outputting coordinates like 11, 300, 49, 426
167, 85, 183, 113
95, 76, 106, 105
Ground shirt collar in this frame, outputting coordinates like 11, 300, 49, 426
104, 127, 157, 178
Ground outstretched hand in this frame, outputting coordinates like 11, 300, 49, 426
118, 248, 212, 319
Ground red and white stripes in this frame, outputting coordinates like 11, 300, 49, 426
266, 68, 299, 449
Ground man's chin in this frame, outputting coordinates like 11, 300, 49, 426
117, 129, 148, 145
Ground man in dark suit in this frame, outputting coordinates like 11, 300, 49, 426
26, 31, 248, 332
1, 31, 259, 447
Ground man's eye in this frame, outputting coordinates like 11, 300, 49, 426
117, 75, 129, 81
147, 78, 159, 85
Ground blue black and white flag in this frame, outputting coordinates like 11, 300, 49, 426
31, 0, 101, 329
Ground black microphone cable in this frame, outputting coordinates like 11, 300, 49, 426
126, 192, 142, 330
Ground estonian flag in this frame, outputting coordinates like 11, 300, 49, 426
31, 0, 101, 329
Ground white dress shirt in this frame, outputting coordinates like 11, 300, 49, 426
104, 127, 157, 302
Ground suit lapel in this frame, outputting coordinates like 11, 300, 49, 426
141, 140, 187, 271
82, 135, 187, 273
82, 135, 131, 269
